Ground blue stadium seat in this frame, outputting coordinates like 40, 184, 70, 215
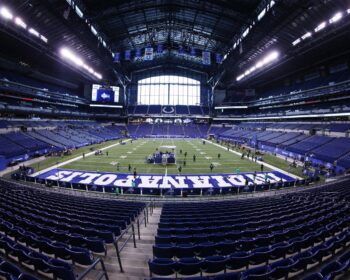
176, 257, 203, 276
149, 258, 176, 277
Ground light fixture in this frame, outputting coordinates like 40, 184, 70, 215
60, 47, 102, 79
329, 12, 343, 24
347, 9, 350, 14
14, 17, 26, 29
29, 28, 40, 37
301, 32, 312, 40
236, 50, 279, 82
60, 47, 84, 66
292, 38, 301, 46
40, 35, 48, 43
314, 21, 326, 32
0, 7, 13, 20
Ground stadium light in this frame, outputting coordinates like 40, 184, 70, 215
301, 32, 312, 40
60, 47, 102, 79
236, 50, 279, 82
93, 72, 102, 80
257, 8, 266, 21
262, 50, 279, 64
29, 28, 40, 37
347, 9, 350, 14
329, 12, 343, 24
314, 21, 326, 32
14, 17, 26, 29
60, 47, 84, 67
0, 7, 13, 20
292, 38, 301, 46
40, 35, 48, 43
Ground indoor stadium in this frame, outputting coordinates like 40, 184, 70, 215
1, 0, 350, 279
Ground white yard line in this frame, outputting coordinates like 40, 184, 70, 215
205, 139, 302, 180
31, 139, 131, 177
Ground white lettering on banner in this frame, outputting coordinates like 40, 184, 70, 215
39, 170, 293, 189
227, 175, 246, 186
245, 174, 265, 184
160, 176, 188, 189
113, 175, 135, 187
60, 172, 83, 182
78, 173, 102, 184
138, 176, 163, 188
94, 174, 117, 186
268, 173, 286, 182
211, 176, 232, 187
46, 171, 72, 181
187, 176, 213, 188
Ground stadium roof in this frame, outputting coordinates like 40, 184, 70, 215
1, 0, 350, 85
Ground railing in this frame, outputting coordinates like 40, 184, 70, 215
77, 258, 109, 280
113, 202, 151, 272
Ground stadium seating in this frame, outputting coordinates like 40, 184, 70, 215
149, 177, 350, 279
0, 120, 124, 170
0, 179, 145, 279
127, 123, 209, 138
128, 105, 209, 116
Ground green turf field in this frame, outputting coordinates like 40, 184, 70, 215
61, 139, 270, 175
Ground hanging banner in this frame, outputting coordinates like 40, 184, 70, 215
190, 47, 196, 57
144, 47, 154, 61
136, 48, 142, 58
124, 50, 131, 61
202, 51, 211, 65
113, 52, 120, 63
178, 46, 184, 55
157, 44, 163, 54
216, 53, 222, 64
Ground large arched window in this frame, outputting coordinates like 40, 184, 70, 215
137, 75, 200, 105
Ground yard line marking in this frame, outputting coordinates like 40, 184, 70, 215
31, 139, 131, 177
204, 139, 302, 179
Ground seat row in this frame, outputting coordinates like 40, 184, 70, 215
0, 257, 38, 280
156, 202, 341, 236
1, 193, 131, 228
0, 233, 78, 280
159, 200, 319, 224
155, 205, 348, 247
149, 228, 350, 279
1, 181, 144, 216
0, 199, 124, 234
158, 200, 334, 229
0, 216, 106, 257
305, 250, 350, 279
0, 202, 117, 243
153, 215, 347, 259
160, 196, 303, 217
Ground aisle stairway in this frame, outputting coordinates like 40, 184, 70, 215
85, 207, 162, 280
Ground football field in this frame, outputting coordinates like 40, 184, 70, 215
61, 139, 269, 175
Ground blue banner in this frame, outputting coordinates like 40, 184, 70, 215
157, 44, 163, 54
178, 46, 184, 55
34, 169, 295, 189
216, 53, 222, 64
144, 47, 154, 61
136, 48, 142, 58
202, 51, 211, 65
113, 52, 120, 63
190, 47, 196, 57
124, 50, 131, 61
